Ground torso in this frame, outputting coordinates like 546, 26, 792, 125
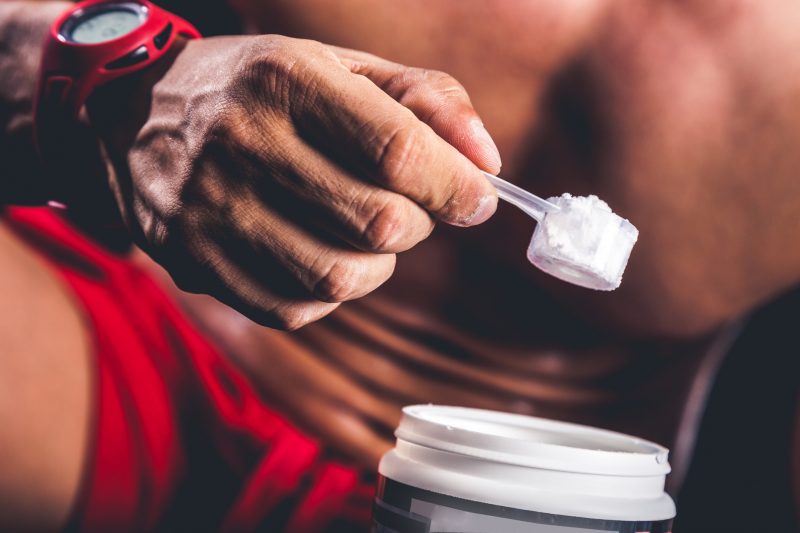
153, 0, 728, 479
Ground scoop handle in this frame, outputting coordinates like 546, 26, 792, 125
481, 172, 559, 221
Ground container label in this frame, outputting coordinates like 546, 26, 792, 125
372, 477, 673, 533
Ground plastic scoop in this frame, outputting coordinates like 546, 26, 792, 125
483, 172, 639, 291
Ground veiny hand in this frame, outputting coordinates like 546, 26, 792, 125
228, 0, 800, 338
89, 35, 500, 329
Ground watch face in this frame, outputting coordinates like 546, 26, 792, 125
61, 3, 148, 44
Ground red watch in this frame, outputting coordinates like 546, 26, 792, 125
34, 0, 200, 204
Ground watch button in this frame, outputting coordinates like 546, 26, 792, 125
105, 45, 149, 70
153, 22, 173, 50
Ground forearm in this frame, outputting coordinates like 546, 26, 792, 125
0, 2, 73, 204
0, 0, 239, 207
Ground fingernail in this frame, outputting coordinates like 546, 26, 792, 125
471, 120, 502, 173
462, 193, 498, 226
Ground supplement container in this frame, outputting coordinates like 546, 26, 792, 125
373, 405, 675, 533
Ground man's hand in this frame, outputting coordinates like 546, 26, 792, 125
90, 35, 500, 329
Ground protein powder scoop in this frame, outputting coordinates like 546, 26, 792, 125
483, 172, 639, 290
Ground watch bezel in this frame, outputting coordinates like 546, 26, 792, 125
58, 1, 150, 45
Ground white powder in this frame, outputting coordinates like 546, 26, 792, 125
527, 194, 638, 291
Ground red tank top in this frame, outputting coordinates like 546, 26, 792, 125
4, 207, 373, 532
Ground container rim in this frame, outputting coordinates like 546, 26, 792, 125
397, 405, 671, 476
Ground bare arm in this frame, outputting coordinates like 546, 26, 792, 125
0, 2, 64, 203
0, 0, 241, 206
0, 7, 93, 530
0, 3, 502, 525
0, 221, 92, 532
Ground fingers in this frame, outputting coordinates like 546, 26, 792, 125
237, 205, 397, 306
285, 46, 498, 227
174, 187, 397, 302
181, 240, 341, 330
334, 48, 502, 175
166, 220, 394, 329
136, 36, 509, 330
266, 135, 435, 254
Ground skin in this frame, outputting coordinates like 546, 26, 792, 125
0, 1, 500, 528
167, 0, 800, 468
233, 0, 800, 338
0, 221, 91, 532
0, 4, 93, 531
2, 0, 800, 529
88, 34, 502, 329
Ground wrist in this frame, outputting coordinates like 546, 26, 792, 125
84, 37, 188, 229
33, 0, 199, 218
0, 2, 98, 206
86, 37, 187, 153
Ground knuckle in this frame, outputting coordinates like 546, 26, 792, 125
239, 36, 332, 114
405, 69, 471, 123
312, 258, 363, 303
244, 35, 297, 71
359, 198, 406, 252
425, 69, 465, 95
203, 105, 258, 157
375, 122, 424, 187
408, 69, 467, 101
237, 38, 301, 107
297, 37, 329, 57
206, 107, 241, 137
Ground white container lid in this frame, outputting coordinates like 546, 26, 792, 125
380, 405, 676, 522
396, 404, 670, 476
